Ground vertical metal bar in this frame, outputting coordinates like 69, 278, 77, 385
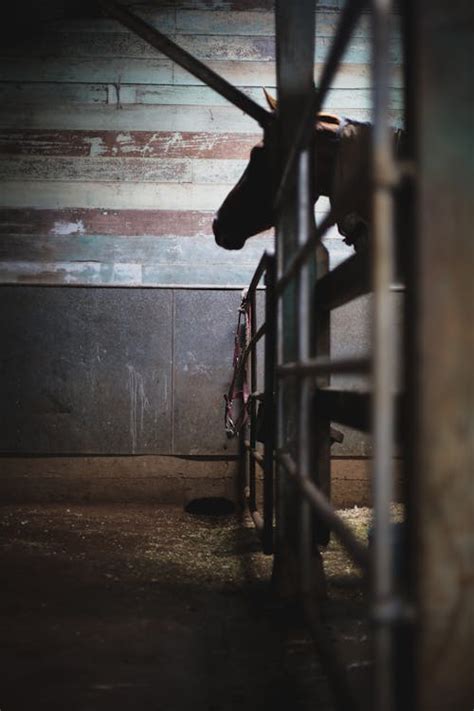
396, 2, 417, 707
239, 315, 249, 513
273, 0, 316, 599
371, 1, 397, 710
262, 258, 275, 554
275, 271, 286, 551
249, 292, 257, 512
313, 243, 331, 546
297, 148, 313, 594
312, 0, 331, 549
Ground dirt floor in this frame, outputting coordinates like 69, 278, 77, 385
0, 503, 390, 711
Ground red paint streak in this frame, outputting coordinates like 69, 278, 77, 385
0, 130, 261, 160
0, 209, 215, 237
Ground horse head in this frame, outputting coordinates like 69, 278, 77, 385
213, 91, 342, 251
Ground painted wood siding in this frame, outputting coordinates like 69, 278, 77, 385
0, 1, 402, 286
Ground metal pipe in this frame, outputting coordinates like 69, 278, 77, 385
273, 0, 316, 592
371, 1, 398, 709
242, 254, 271, 535
277, 356, 371, 378
99, 0, 272, 129
239, 319, 250, 525
249, 290, 258, 510
313, 251, 371, 311
278, 451, 369, 571
263, 257, 276, 554
297, 148, 314, 595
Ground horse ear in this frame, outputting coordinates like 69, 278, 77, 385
263, 88, 278, 112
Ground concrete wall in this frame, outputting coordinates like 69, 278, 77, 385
0, 0, 403, 503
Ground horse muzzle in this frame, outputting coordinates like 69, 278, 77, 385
212, 217, 246, 250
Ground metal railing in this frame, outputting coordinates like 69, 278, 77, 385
271, 2, 411, 710
237, 252, 276, 556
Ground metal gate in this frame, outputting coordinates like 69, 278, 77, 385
273, 2, 408, 710
232, 2, 412, 708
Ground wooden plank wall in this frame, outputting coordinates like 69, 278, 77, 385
0, 0, 402, 287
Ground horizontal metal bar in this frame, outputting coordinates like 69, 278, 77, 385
277, 451, 369, 571
313, 256, 403, 313
274, 0, 368, 209
277, 356, 371, 378
249, 391, 265, 401
99, 0, 272, 129
314, 252, 371, 311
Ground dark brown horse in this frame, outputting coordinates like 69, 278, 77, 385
213, 92, 397, 253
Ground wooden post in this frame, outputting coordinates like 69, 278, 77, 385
412, 2, 474, 707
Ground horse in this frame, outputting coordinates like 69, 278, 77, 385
213, 91, 401, 253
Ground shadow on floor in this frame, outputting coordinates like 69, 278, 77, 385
0, 503, 340, 711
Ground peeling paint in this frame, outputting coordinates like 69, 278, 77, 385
83, 136, 106, 157
51, 220, 86, 235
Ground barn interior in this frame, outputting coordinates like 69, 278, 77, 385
0, 1, 472, 710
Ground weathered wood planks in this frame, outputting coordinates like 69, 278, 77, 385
0, 1, 403, 287
0, 233, 273, 267
0, 256, 274, 287
0, 130, 262, 158
0, 181, 332, 211
2, 32, 402, 64
0, 208, 214, 236
0, 57, 402, 88
40, 10, 377, 38
0, 84, 404, 110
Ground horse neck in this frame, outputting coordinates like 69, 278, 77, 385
313, 125, 340, 197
